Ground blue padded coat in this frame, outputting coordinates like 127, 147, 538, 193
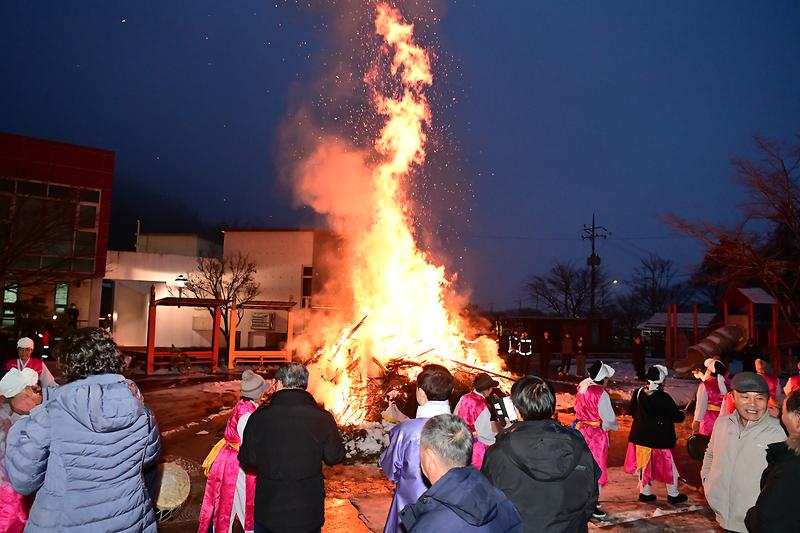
6, 373, 160, 532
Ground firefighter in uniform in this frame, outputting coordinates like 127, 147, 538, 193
517, 332, 533, 375
506, 330, 520, 369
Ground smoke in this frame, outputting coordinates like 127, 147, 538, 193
289, 133, 375, 237
274, 1, 493, 393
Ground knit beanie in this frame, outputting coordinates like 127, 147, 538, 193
241, 369, 267, 400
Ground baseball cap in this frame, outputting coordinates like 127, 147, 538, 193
731, 371, 769, 394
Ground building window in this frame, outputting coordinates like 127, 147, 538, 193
48, 184, 77, 200
78, 204, 97, 229
17, 181, 47, 196
75, 231, 97, 257
0, 178, 102, 275
0, 178, 15, 193
73, 259, 95, 273
54, 283, 68, 314
79, 189, 100, 203
301, 266, 312, 308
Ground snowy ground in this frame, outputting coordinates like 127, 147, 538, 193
125, 356, 729, 532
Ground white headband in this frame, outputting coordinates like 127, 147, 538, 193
703, 358, 727, 394
594, 362, 615, 382
649, 364, 668, 384
0, 367, 38, 398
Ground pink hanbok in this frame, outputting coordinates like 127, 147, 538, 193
0, 403, 28, 533
624, 444, 681, 487
696, 378, 726, 436
198, 399, 257, 533
575, 382, 616, 486
455, 391, 491, 469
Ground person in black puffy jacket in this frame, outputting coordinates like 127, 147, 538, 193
482, 376, 599, 533
745, 389, 800, 533
624, 364, 687, 505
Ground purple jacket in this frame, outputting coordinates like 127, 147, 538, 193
381, 417, 431, 533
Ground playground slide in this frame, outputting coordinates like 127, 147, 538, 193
674, 324, 745, 378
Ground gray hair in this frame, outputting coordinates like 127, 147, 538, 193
276, 363, 309, 390
420, 414, 472, 468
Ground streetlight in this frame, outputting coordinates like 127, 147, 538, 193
175, 274, 187, 298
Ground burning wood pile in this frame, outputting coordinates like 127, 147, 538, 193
307, 314, 510, 426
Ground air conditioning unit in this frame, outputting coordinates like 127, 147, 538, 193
251, 312, 276, 331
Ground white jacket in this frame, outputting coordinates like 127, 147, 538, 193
701, 410, 786, 532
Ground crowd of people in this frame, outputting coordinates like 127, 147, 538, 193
1, 328, 799, 532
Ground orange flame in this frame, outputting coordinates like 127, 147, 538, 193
302, 3, 503, 425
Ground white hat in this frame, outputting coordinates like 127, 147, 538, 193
0, 368, 38, 398
17, 337, 34, 349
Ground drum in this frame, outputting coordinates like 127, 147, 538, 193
687, 434, 711, 461
154, 461, 191, 523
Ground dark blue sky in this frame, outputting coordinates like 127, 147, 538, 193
2, 1, 799, 309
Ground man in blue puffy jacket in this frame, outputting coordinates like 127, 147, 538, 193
399, 414, 522, 533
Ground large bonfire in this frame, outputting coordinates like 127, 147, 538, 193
291, 3, 505, 425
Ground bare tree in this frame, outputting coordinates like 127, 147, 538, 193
609, 291, 647, 337
0, 195, 92, 291
630, 254, 693, 316
667, 134, 800, 339
180, 253, 260, 347
526, 262, 600, 318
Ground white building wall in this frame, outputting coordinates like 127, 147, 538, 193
105, 251, 211, 347
136, 233, 222, 258
223, 230, 314, 345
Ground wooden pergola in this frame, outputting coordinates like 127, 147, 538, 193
145, 286, 224, 374
228, 299, 297, 368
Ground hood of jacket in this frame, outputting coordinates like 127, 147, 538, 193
767, 435, 800, 462
54, 373, 144, 433
498, 419, 586, 482
788, 434, 800, 455
423, 467, 501, 526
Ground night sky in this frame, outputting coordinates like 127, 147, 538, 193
2, 1, 799, 309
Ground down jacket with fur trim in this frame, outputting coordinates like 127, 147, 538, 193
745, 435, 800, 533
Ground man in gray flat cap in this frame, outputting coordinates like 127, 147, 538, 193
701, 372, 786, 532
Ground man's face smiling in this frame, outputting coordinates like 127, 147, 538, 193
733, 391, 769, 425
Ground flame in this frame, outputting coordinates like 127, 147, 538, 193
299, 3, 504, 425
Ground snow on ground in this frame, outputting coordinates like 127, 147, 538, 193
161, 406, 233, 437
342, 422, 393, 461
140, 378, 240, 435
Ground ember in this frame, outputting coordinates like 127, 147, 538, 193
290, 3, 507, 425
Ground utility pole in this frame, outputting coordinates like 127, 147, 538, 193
582, 213, 608, 317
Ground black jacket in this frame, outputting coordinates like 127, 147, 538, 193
627, 387, 685, 449
400, 466, 522, 532
239, 388, 345, 532
481, 419, 600, 533
745, 436, 800, 533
